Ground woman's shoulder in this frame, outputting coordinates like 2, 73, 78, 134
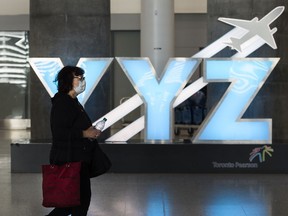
52, 92, 76, 107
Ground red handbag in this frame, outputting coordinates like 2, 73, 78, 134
42, 161, 82, 208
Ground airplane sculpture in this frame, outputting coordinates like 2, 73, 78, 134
218, 6, 285, 52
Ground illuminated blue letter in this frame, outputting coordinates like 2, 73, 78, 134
117, 58, 201, 141
29, 58, 113, 105
193, 58, 279, 144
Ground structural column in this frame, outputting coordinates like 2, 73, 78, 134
141, 0, 175, 75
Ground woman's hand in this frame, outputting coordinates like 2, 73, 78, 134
83, 126, 101, 139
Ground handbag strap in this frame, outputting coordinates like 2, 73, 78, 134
51, 132, 73, 165
66, 131, 72, 163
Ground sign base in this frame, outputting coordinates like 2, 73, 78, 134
10, 140, 287, 173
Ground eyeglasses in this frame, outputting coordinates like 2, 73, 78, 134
74, 76, 85, 81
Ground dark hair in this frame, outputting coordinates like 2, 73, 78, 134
54, 66, 84, 93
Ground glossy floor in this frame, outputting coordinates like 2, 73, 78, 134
1, 130, 288, 216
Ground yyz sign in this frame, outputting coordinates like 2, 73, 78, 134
29, 6, 284, 144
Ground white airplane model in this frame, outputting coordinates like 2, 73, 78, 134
218, 6, 285, 52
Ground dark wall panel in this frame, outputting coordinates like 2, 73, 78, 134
29, 0, 111, 139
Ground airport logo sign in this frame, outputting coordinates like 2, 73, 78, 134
29, 6, 285, 143
249, 145, 274, 163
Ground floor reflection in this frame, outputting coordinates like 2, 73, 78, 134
206, 191, 268, 216
147, 189, 170, 216
1, 130, 288, 216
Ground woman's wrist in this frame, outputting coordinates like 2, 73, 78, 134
82, 130, 87, 138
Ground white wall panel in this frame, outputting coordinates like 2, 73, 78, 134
111, 0, 141, 14
111, 0, 207, 14
0, 0, 29, 15
0, 0, 206, 16
175, 0, 207, 13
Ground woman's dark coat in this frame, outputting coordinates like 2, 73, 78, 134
49, 92, 95, 165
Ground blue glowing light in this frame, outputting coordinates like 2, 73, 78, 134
29, 58, 112, 105
194, 58, 278, 144
76, 58, 113, 105
117, 58, 200, 141
30, 57, 278, 143
29, 58, 63, 97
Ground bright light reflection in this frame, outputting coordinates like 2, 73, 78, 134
147, 190, 170, 216
0, 31, 29, 88
206, 192, 268, 216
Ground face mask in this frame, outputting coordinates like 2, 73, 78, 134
74, 79, 86, 95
